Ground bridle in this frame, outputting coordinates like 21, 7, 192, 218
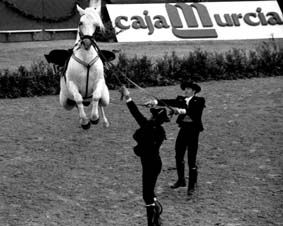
78, 30, 95, 49
71, 23, 175, 118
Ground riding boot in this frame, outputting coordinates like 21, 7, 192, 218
146, 204, 155, 226
187, 166, 198, 196
150, 197, 163, 226
154, 198, 163, 215
170, 161, 186, 189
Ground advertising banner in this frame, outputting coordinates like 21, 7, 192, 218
106, 1, 283, 42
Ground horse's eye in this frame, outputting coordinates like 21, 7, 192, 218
79, 22, 83, 26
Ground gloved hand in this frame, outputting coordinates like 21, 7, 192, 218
172, 107, 186, 115
119, 85, 130, 100
144, 99, 158, 107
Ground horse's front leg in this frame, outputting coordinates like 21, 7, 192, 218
90, 98, 100, 125
68, 81, 90, 129
60, 77, 76, 110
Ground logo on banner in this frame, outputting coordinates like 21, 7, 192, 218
114, 3, 283, 39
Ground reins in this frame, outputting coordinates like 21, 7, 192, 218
91, 41, 175, 114
71, 35, 175, 115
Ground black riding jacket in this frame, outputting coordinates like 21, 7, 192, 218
126, 100, 166, 159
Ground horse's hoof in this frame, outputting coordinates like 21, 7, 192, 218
90, 118, 100, 125
103, 121, 110, 128
81, 122, 91, 130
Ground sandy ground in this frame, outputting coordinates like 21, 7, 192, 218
0, 76, 282, 226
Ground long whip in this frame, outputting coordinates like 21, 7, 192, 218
92, 41, 175, 113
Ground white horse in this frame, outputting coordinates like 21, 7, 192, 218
59, 0, 110, 129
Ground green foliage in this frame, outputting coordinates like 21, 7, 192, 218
0, 40, 282, 98
255, 41, 283, 77
154, 51, 182, 85
0, 61, 58, 98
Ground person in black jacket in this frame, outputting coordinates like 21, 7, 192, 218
119, 85, 170, 226
146, 81, 205, 196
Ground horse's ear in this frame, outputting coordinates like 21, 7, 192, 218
95, 5, 101, 16
76, 4, 85, 16
91, 0, 101, 15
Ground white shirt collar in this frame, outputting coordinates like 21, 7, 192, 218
185, 96, 193, 105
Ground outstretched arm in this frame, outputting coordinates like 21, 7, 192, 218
145, 96, 185, 108
119, 86, 147, 127
126, 100, 147, 127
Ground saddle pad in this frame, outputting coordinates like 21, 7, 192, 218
44, 49, 73, 67
99, 50, 116, 62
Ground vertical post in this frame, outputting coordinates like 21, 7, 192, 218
41, 0, 45, 40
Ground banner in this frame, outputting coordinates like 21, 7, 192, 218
106, 1, 283, 42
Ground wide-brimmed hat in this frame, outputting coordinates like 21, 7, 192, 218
150, 107, 170, 123
180, 81, 201, 93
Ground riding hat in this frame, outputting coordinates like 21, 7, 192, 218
150, 107, 170, 123
180, 81, 201, 93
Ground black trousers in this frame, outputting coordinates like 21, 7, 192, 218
141, 157, 162, 205
175, 126, 200, 175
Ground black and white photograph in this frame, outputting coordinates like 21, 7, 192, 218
0, 0, 282, 225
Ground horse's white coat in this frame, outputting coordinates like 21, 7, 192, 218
59, 0, 110, 128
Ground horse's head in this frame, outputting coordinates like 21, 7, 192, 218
76, 2, 104, 50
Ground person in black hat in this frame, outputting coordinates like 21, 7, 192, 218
145, 81, 205, 196
119, 85, 170, 226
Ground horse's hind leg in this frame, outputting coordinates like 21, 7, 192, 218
100, 83, 110, 127
99, 106, 109, 128
100, 83, 110, 107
